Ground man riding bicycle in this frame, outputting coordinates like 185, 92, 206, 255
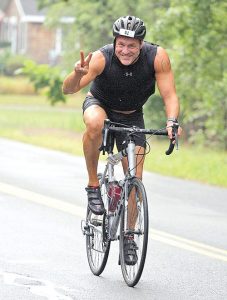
62, 15, 180, 218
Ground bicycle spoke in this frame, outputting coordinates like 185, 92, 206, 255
85, 173, 111, 276
120, 178, 148, 287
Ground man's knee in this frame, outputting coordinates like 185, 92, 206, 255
83, 106, 106, 139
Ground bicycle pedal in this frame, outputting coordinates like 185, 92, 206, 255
83, 225, 89, 230
81, 220, 88, 235
86, 232, 94, 237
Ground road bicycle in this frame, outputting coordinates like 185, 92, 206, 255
81, 119, 178, 287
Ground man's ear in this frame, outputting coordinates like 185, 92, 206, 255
140, 40, 144, 49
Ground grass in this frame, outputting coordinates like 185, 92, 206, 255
145, 139, 227, 187
0, 94, 85, 156
0, 91, 227, 187
0, 76, 35, 95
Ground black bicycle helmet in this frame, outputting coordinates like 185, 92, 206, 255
113, 16, 146, 40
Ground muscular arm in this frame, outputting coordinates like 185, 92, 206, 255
62, 50, 105, 94
154, 47, 180, 120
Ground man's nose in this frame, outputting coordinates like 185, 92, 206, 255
121, 46, 130, 54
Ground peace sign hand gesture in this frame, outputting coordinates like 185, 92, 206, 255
74, 51, 93, 76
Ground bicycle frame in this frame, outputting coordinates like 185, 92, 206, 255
99, 140, 136, 241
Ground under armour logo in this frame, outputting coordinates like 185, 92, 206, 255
125, 72, 133, 77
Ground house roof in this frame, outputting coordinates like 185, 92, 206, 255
16, 0, 48, 22
19, 0, 75, 23
0, 0, 10, 11
19, 0, 47, 17
1, 0, 74, 24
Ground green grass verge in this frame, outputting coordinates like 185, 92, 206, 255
0, 93, 227, 187
0, 92, 85, 158
145, 140, 227, 187
0, 76, 35, 95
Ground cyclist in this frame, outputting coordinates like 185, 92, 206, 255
63, 15, 181, 264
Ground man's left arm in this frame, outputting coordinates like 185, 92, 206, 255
154, 47, 180, 138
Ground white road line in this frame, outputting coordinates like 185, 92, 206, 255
150, 232, 227, 262
0, 181, 227, 263
0, 181, 86, 218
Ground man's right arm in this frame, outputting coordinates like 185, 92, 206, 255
62, 50, 105, 95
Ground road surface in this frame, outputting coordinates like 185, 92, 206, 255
0, 138, 227, 299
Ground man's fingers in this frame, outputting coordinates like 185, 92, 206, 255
177, 126, 182, 136
80, 50, 85, 67
75, 51, 92, 75
85, 52, 92, 65
167, 128, 173, 140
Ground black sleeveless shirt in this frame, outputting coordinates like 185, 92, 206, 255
90, 41, 158, 111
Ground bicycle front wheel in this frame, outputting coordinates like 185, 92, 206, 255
119, 177, 149, 287
86, 173, 110, 276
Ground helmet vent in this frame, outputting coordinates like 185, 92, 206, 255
113, 15, 146, 40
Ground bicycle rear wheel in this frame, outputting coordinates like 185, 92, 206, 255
86, 173, 110, 276
119, 177, 149, 287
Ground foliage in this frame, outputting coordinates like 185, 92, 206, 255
37, 0, 227, 150
38, 0, 69, 8
150, 0, 227, 149
22, 60, 66, 105
0, 50, 27, 76
0, 41, 11, 48
40, 0, 141, 56
144, 95, 166, 129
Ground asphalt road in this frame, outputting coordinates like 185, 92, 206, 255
0, 137, 227, 300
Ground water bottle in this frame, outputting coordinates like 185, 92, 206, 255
108, 181, 122, 212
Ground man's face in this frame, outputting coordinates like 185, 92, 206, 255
115, 36, 142, 66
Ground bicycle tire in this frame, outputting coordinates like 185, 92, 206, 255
119, 177, 149, 287
86, 173, 111, 276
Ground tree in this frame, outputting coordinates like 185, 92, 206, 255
40, 0, 141, 57
38, 0, 227, 149
150, 0, 227, 149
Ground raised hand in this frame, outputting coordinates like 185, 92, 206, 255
74, 50, 93, 76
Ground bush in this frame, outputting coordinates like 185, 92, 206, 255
0, 50, 27, 76
22, 60, 66, 105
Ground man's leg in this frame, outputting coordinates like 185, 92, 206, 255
83, 104, 107, 215
83, 104, 107, 185
121, 145, 145, 180
121, 146, 145, 229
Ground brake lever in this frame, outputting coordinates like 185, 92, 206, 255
165, 138, 175, 155
175, 133, 179, 150
99, 119, 111, 155
165, 123, 179, 155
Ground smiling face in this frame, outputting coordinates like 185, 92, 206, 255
115, 36, 142, 66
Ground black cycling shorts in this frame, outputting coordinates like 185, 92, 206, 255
82, 95, 146, 150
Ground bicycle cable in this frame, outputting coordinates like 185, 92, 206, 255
129, 126, 167, 174
107, 121, 168, 174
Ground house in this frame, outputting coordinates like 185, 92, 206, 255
0, 0, 74, 64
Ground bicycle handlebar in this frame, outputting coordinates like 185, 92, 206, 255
99, 119, 179, 155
